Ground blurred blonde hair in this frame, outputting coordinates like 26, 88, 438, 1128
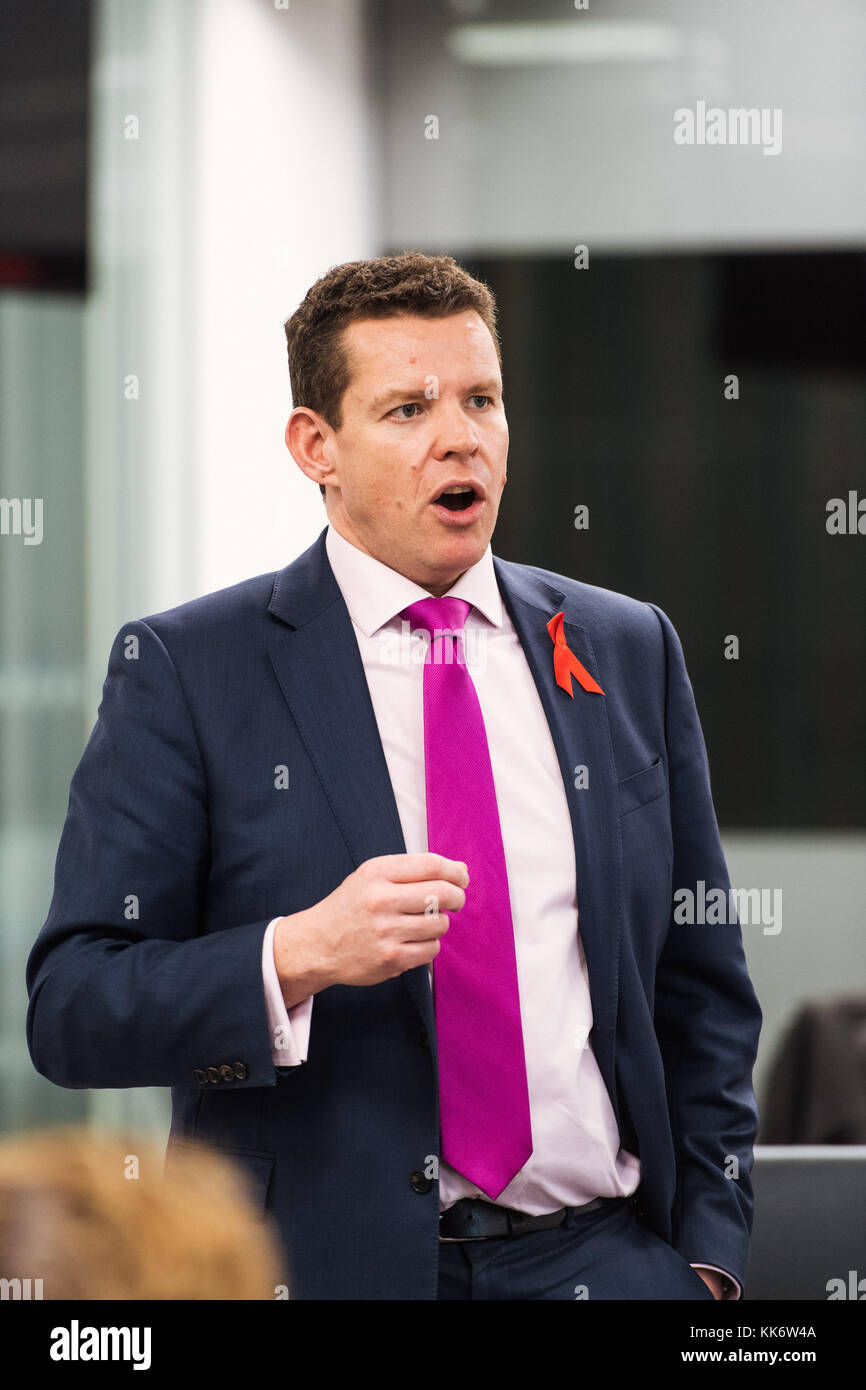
0, 1126, 285, 1299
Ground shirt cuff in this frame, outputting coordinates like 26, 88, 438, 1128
691, 1263, 741, 1300
262, 917, 313, 1068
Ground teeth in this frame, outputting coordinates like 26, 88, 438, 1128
440, 486, 473, 494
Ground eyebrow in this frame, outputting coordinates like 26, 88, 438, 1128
368, 379, 504, 413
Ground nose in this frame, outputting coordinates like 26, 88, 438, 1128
431, 400, 480, 459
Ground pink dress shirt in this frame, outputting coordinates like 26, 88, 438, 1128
259, 522, 740, 1298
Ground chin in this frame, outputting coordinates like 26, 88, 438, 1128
430, 534, 488, 576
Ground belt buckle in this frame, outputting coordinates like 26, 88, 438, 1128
439, 1202, 497, 1242
438, 1219, 490, 1243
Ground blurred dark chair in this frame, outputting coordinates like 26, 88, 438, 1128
760, 996, 866, 1144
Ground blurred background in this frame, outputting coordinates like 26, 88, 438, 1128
1, 0, 864, 1252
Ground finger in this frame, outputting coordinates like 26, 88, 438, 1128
375, 852, 469, 886
384, 880, 466, 916
391, 912, 451, 941
394, 939, 444, 973
392, 937, 448, 970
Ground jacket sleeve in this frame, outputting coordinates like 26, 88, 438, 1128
26, 618, 281, 1090
647, 602, 763, 1288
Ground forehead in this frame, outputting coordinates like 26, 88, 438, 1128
342, 311, 498, 386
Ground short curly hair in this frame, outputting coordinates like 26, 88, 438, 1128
284, 251, 501, 497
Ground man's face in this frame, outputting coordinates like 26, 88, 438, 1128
295, 311, 508, 594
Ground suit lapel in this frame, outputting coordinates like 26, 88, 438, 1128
492, 556, 622, 1103
266, 530, 432, 1033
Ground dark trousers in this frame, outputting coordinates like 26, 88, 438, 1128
437, 1196, 717, 1300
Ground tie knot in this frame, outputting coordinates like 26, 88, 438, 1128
400, 595, 471, 639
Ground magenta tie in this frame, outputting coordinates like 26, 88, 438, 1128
401, 596, 533, 1200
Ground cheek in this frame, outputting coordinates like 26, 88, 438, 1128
352, 465, 404, 523
346, 452, 387, 504
364, 448, 424, 510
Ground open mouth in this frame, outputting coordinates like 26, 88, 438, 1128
433, 486, 478, 511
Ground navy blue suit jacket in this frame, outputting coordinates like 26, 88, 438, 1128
26, 526, 761, 1299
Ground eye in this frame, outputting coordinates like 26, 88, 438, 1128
389, 402, 423, 420
469, 394, 493, 408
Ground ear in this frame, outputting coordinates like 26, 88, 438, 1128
285, 407, 339, 491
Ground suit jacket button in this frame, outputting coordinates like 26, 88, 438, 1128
219, 1064, 235, 1082
192, 1069, 207, 1084
418, 1025, 431, 1049
233, 1062, 248, 1080
410, 1170, 433, 1195
206, 1066, 221, 1084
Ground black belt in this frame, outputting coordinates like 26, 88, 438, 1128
439, 1194, 625, 1241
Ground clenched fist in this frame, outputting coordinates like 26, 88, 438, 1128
273, 852, 469, 1007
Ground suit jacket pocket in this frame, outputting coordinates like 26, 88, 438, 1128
617, 757, 667, 817
166, 1138, 275, 1220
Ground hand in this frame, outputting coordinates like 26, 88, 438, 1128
693, 1267, 724, 1300
273, 852, 468, 1003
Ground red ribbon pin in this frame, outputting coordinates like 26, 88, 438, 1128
546, 611, 604, 697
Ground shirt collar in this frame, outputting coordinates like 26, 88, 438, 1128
325, 521, 504, 637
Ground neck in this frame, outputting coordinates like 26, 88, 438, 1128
424, 576, 464, 596
326, 516, 466, 595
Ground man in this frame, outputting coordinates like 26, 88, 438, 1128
27, 252, 761, 1300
